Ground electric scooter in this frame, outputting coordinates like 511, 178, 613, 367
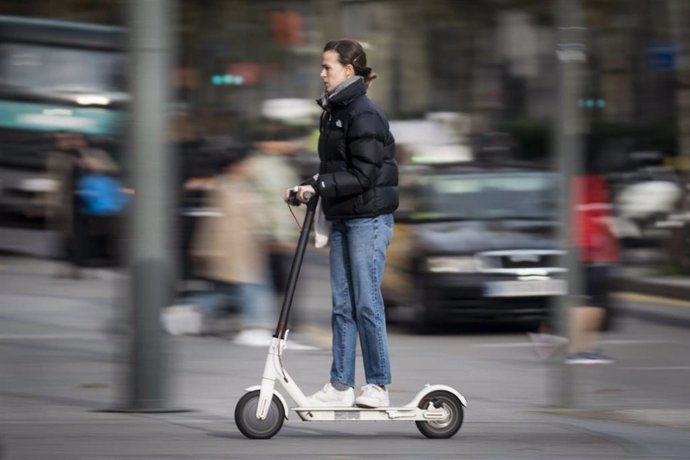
234, 192, 467, 439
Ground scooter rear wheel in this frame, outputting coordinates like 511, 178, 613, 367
235, 390, 285, 439
415, 390, 464, 439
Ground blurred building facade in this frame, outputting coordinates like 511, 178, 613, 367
2, 1, 683, 150
2, 1, 688, 244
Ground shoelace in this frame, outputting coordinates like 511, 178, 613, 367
361, 384, 384, 393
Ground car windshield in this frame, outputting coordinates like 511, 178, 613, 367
410, 172, 558, 221
0, 43, 125, 93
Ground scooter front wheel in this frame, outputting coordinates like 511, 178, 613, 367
415, 390, 464, 439
235, 390, 285, 439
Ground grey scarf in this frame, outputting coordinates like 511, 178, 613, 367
319, 76, 362, 108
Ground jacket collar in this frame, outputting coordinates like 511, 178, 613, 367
317, 77, 366, 110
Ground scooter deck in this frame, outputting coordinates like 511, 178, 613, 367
294, 405, 414, 411
293, 405, 447, 422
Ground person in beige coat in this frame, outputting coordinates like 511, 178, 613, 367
248, 129, 305, 322
193, 156, 268, 294
162, 147, 274, 346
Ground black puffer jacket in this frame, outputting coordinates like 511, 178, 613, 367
309, 78, 398, 220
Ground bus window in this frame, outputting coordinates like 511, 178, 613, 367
0, 16, 126, 219
0, 43, 125, 93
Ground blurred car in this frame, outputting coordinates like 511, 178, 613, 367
382, 163, 566, 332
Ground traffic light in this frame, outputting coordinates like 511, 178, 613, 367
578, 98, 606, 109
211, 74, 244, 86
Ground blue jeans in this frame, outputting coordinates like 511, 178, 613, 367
329, 213, 394, 387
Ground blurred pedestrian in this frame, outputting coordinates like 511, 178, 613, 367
566, 173, 620, 364
162, 146, 274, 346
45, 133, 98, 278
172, 109, 207, 281
249, 123, 304, 314
287, 39, 398, 407
45, 133, 78, 277
75, 148, 127, 267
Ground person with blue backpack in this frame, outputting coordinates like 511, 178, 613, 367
77, 172, 127, 216
73, 148, 128, 270
46, 133, 119, 278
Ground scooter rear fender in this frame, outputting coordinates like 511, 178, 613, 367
406, 384, 468, 408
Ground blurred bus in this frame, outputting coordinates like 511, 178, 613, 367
0, 15, 127, 219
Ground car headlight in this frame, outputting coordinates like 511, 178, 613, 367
425, 256, 477, 273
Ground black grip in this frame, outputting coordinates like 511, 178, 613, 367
288, 189, 315, 207
287, 189, 301, 206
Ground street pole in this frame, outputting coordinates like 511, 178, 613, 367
551, 0, 587, 408
668, 0, 690, 272
122, 0, 176, 411
669, 0, 690, 166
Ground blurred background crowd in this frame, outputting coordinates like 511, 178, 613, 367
0, 0, 689, 341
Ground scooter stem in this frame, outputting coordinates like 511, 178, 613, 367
274, 197, 318, 339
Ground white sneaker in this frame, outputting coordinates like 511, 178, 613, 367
232, 329, 273, 347
306, 383, 354, 407
355, 384, 389, 408
161, 305, 203, 336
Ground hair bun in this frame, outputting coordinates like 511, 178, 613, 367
361, 66, 372, 77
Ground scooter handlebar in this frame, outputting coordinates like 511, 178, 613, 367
287, 189, 314, 207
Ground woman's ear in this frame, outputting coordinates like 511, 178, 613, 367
345, 64, 354, 78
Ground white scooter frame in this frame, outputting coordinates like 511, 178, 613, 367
234, 194, 467, 439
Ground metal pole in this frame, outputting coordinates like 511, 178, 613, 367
668, 0, 690, 272
123, 0, 175, 411
669, 0, 690, 165
551, 0, 587, 408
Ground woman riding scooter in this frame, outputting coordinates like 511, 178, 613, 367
287, 39, 398, 408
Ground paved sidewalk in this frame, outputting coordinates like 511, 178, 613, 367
2, 255, 690, 459
614, 266, 690, 326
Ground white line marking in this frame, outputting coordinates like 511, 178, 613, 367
0, 333, 108, 341
599, 339, 672, 345
0, 419, 154, 425
623, 366, 690, 371
472, 339, 670, 348
473, 343, 538, 348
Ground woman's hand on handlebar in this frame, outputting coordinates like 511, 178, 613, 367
299, 185, 315, 203
284, 185, 316, 206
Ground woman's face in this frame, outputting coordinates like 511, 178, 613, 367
320, 50, 352, 92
